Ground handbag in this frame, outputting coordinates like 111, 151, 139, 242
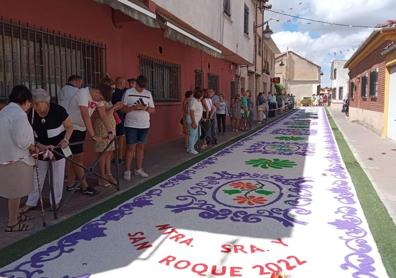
114, 112, 122, 125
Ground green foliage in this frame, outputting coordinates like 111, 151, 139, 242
255, 189, 275, 196
246, 158, 297, 169
223, 189, 242, 195
274, 83, 284, 94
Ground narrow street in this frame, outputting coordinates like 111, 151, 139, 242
0, 107, 388, 277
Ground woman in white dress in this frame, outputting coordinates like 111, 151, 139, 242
0, 85, 36, 232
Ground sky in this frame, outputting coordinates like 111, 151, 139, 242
269, 0, 396, 87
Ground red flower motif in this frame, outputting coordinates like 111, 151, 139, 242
233, 195, 267, 206
231, 182, 257, 191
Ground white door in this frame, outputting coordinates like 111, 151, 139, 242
388, 67, 396, 141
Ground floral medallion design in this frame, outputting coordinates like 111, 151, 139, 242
246, 158, 297, 169
215, 179, 281, 209
274, 136, 306, 141
244, 141, 314, 156
271, 128, 317, 136
165, 171, 313, 227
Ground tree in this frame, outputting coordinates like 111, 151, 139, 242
275, 83, 284, 94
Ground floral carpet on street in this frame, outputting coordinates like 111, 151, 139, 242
0, 108, 388, 277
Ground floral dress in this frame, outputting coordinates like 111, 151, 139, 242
94, 101, 116, 152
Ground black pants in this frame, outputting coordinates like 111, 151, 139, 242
269, 103, 276, 117
216, 114, 226, 133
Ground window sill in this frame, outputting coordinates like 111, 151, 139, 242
362, 97, 368, 101
244, 33, 250, 39
370, 96, 377, 101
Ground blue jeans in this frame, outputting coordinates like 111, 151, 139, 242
125, 127, 149, 145
186, 115, 199, 152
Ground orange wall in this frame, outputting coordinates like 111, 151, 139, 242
1, 0, 235, 147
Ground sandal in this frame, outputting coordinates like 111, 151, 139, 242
5, 221, 31, 232
98, 179, 111, 188
65, 181, 81, 192
18, 214, 33, 222
106, 174, 117, 185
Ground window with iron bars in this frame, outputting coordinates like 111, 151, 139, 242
195, 70, 203, 89
350, 81, 355, 99
361, 74, 368, 98
139, 55, 181, 102
369, 69, 378, 97
208, 73, 219, 93
0, 18, 105, 100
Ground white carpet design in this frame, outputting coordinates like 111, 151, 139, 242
0, 108, 388, 278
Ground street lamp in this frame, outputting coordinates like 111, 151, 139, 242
263, 23, 273, 39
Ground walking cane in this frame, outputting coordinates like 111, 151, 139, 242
48, 160, 58, 220
34, 151, 47, 227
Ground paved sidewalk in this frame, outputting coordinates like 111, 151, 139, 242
329, 107, 396, 223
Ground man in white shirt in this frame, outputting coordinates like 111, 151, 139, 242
67, 86, 114, 195
57, 75, 82, 110
122, 75, 155, 181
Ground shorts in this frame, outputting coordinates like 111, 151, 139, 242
125, 127, 149, 145
69, 130, 87, 154
116, 122, 125, 136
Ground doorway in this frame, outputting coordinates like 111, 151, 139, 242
387, 66, 396, 141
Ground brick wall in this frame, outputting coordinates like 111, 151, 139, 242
348, 41, 390, 113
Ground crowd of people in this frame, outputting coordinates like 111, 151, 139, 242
181, 89, 295, 154
0, 74, 154, 232
311, 93, 331, 106
0, 76, 295, 232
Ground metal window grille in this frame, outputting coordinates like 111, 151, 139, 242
223, 0, 231, 16
230, 80, 237, 99
369, 70, 378, 96
350, 82, 355, 99
195, 70, 203, 89
361, 75, 367, 97
0, 17, 105, 100
244, 5, 249, 35
139, 55, 181, 102
208, 73, 219, 93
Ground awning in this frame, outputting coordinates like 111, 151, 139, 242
94, 0, 159, 29
94, 0, 223, 59
163, 23, 223, 59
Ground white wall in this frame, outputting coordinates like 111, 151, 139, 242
289, 82, 319, 100
331, 60, 349, 102
220, 0, 255, 63
153, 0, 254, 63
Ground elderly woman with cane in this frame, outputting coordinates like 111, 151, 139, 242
20, 89, 73, 213
0, 85, 36, 232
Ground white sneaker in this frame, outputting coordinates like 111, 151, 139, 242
123, 170, 131, 181
136, 169, 149, 178
189, 150, 199, 155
